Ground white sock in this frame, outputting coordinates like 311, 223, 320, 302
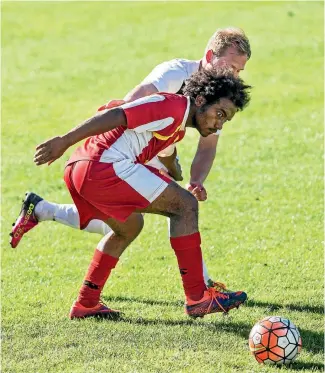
34, 200, 56, 222
84, 219, 112, 236
34, 201, 112, 236
202, 260, 211, 285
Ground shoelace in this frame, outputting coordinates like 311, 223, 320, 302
98, 299, 108, 308
211, 281, 227, 292
206, 288, 229, 314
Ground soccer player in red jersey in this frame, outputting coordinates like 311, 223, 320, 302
10, 27, 251, 292
28, 69, 251, 319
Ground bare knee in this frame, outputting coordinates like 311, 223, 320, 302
141, 182, 198, 219
169, 191, 198, 236
126, 214, 144, 239
108, 213, 144, 242
175, 189, 198, 219
184, 191, 198, 215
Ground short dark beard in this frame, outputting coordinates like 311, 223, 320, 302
192, 113, 198, 130
192, 104, 209, 133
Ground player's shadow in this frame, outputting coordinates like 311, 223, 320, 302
102, 296, 324, 355
288, 361, 324, 371
246, 299, 324, 314
104, 295, 324, 314
104, 295, 184, 307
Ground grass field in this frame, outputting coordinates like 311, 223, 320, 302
2, 1, 324, 372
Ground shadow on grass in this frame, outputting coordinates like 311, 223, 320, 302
298, 328, 324, 355
97, 312, 253, 337
104, 295, 324, 314
246, 299, 324, 315
102, 296, 324, 355
288, 361, 324, 371
103, 295, 183, 307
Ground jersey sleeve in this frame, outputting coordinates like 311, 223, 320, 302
141, 60, 188, 93
120, 94, 187, 134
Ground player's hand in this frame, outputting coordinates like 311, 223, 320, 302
186, 183, 207, 201
159, 169, 175, 181
158, 153, 183, 181
34, 136, 69, 166
97, 99, 126, 111
168, 156, 183, 181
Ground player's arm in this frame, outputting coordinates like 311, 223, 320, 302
187, 134, 219, 201
34, 108, 127, 166
98, 83, 159, 111
158, 146, 183, 181
123, 83, 158, 101
125, 60, 185, 101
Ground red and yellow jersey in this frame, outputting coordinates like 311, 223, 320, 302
67, 93, 190, 165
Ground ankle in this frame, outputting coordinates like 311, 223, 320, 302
186, 291, 205, 303
34, 200, 55, 221
77, 284, 101, 308
78, 299, 99, 308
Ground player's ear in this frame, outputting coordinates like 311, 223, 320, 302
205, 49, 214, 64
195, 95, 206, 107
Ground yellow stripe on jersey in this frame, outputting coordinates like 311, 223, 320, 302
153, 125, 182, 141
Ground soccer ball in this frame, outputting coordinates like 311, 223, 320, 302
249, 316, 302, 365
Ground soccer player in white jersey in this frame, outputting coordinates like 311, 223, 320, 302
31, 70, 251, 319
10, 27, 251, 290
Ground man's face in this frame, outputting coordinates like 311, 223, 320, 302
194, 97, 237, 137
204, 46, 248, 77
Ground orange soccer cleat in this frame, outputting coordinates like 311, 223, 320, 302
69, 300, 122, 320
186, 287, 247, 318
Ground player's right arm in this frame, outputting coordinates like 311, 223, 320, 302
124, 59, 187, 101
123, 83, 158, 102
97, 84, 158, 111
34, 108, 127, 166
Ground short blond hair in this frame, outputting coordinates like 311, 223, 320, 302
205, 27, 251, 59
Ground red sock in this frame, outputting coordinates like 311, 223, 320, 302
77, 249, 119, 307
170, 232, 206, 301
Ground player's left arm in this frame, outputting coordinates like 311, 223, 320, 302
34, 108, 127, 166
187, 133, 219, 201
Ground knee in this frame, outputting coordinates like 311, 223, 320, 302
115, 214, 144, 241
182, 191, 198, 217
131, 214, 144, 237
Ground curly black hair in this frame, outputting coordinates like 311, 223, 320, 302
183, 68, 251, 111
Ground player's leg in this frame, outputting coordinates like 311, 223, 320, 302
10, 193, 112, 248
35, 199, 111, 235
70, 213, 144, 319
66, 160, 149, 319
69, 159, 246, 319
135, 181, 247, 317
148, 156, 225, 291
70, 180, 206, 319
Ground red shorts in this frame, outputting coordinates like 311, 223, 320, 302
64, 160, 171, 229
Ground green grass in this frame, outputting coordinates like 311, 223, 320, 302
2, 1, 324, 372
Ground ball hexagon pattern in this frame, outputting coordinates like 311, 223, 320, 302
249, 316, 302, 365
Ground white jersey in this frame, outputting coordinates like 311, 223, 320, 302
142, 59, 201, 94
